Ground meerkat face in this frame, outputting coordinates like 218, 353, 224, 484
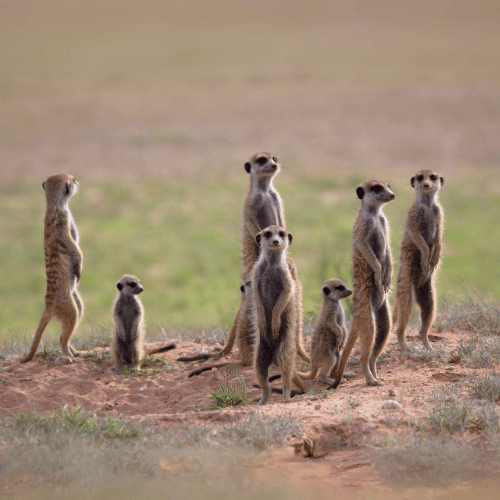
256, 225, 292, 251
240, 278, 253, 299
322, 278, 352, 301
411, 169, 444, 193
356, 179, 395, 206
43, 173, 79, 201
244, 152, 280, 177
116, 274, 144, 296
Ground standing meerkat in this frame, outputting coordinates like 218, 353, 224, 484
328, 180, 395, 389
180, 152, 310, 368
303, 279, 352, 385
22, 174, 84, 363
252, 225, 306, 405
111, 275, 175, 371
241, 152, 286, 279
392, 170, 444, 353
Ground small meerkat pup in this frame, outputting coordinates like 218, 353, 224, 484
304, 279, 352, 385
252, 225, 306, 405
111, 275, 175, 371
22, 174, 83, 363
328, 180, 395, 389
392, 169, 444, 353
241, 152, 286, 279
111, 275, 145, 371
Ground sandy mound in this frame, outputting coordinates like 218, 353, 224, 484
0, 329, 481, 489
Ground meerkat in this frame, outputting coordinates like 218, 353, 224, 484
252, 225, 306, 405
241, 152, 286, 279
392, 170, 444, 353
111, 275, 175, 371
328, 180, 395, 389
22, 174, 84, 363
302, 279, 352, 384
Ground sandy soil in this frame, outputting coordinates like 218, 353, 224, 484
0, 329, 479, 490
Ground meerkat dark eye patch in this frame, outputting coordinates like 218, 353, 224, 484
257, 156, 267, 166
264, 231, 272, 238
129, 282, 137, 288
272, 156, 277, 162
430, 175, 437, 181
335, 285, 345, 291
244, 161, 251, 173
371, 185, 382, 193
323, 287, 331, 295
279, 231, 285, 238
117, 283, 123, 291
417, 175, 424, 182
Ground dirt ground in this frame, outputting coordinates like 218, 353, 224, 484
0, 329, 484, 490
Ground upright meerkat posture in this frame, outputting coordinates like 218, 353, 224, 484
328, 180, 395, 389
22, 174, 83, 363
111, 275, 175, 371
392, 170, 444, 353
241, 152, 286, 279
304, 279, 352, 385
252, 225, 306, 405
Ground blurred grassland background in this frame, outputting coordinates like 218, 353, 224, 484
1, 0, 499, 340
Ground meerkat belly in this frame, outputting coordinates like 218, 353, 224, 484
417, 207, 438, 246
253, 194, 280, 229
259, 268, 287, 338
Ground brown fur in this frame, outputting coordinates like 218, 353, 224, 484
328, 180, 395, 388
111, 274, 145, 371
252, 225, 306, 405
301, 279, 352, 385
393, 169, 444, 352
22, 174, 83, 363
241, 152, 285, 279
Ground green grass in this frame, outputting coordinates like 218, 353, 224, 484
1, 173, 499, 342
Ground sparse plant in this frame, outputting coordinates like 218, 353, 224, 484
435, 290, 500, 336
403, 339, 448, 365
202, 364, 254, 410
457, 332, 500, 367
466, 371, 500, 402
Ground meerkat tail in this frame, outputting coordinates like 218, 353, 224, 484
147, 343, 176, 355
188, 362, 232, 378
21, 308, 53, 363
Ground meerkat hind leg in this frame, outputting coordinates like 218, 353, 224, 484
369, 301, 391, 381
415, 279, 434, 350
255, 346, 273, 406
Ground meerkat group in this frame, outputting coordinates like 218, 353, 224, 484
23, 161, 446, 406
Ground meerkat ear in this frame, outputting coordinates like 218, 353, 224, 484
356, 186, 364, 199
256, 233, 261, 244
411, 176, 416, 188
65, 182, 70, 195
117, 283, 123, 291
240, 285, 245, 293
42, 181, 46, 191
244, 162, 251, 173
287, 233, 293, 245
440, 176, 444, 186
323, 286, 330, 295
